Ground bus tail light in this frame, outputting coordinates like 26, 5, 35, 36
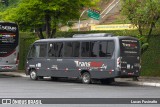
16, 53, 19, 64
2, 66, 13, 69
117, 57, 121, 69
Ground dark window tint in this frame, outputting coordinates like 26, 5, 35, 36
73, 42, 80, 57
0, 23, 18, 46
0, 45, 17, 57
55, 42, 63, 57
64, 42, 73, 57
28, 45, 36, 58
99, 42, 107, 57
99, 41, 114, 58
90, 41, 99, 57
120, 39, 140, 56
81, 42, 90, 57
39, 44, 47, 57
107, 41, 114, 57
28, 44, 47, 58
48, 43, 56, 57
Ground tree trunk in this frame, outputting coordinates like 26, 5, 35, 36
138, 24, 143, 36
147, 16, 159, 42
51, 28, 56, 38
36, 28, 44, 39
147, 22, 154, 42
45, 13, 51, 38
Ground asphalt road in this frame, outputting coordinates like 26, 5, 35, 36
0, 74, 160, 107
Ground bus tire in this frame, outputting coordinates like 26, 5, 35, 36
82, 72, 91, 84
30, 70, 38, 80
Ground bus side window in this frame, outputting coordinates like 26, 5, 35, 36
28, 45, 36, 58
48, 43, 55, 57
99, 41, 107, 57
99, 41, 114, 58
29, 44, 47, 58
55, 42, 63, 57
39, 44, 47, 57
107, 41, 114, 57
90, 41, 99, 57
81, 42, 90, 57
73, 42, 80, 57
64, 42, 73, 57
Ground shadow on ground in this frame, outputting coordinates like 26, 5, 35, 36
29, 77, 140, 87
0, 74, 20, 78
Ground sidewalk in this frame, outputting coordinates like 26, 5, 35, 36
0, 71, 160, 87
115, 77, 160, 87
0, 71, 27, 78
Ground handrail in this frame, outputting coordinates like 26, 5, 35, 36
101, 0, 120, 18
100, 0, 116, 15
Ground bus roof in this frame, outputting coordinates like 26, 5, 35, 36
35, 34, 138, 43
73, 33, 114, 38
0, 21, 16, 24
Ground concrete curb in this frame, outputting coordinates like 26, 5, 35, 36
138, 82, 160, 87
115, 79, 160, 87
1, 72, 160, 87
0, 72, 27, 78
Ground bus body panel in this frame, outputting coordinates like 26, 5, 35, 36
26, 58, 116, 79
118, 38, 140, 77
0, 22, 19, 72
25, 35, 140, 80
120, 56, 140, 77
0, 46, 19, 71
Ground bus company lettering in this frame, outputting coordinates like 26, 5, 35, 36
0, 25, 17, 32
122, 43, 137, 48
74, 61, 107, 69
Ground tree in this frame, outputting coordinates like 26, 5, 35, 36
121, 0, 160, 41
0, 0, 9, 6
0, 0, 99, 39
121, 0, 160, 55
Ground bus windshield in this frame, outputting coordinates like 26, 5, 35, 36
120, 39, 140, 56
0, 22, 18, 57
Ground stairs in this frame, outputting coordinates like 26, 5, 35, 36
60, 0, 121, 31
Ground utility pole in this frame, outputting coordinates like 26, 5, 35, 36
78, 10, 87, 31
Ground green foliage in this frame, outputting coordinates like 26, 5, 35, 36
141, 36, 160, 76
121, 0, 160, 41
0, 0, 21, 11
19, 32, 38, 70
0, 0, 100, 38
55, 30, 140, 38
135, 35, 149, 54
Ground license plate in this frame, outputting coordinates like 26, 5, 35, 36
127, 64, 130, 69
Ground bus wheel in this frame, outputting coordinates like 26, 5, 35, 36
30, 70, 38, 80
82, 72, 91, 84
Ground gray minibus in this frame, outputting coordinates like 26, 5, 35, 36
25, 33, 141, 84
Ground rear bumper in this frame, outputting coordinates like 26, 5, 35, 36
0, 65, 18, 72
117, 70, 139, 78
